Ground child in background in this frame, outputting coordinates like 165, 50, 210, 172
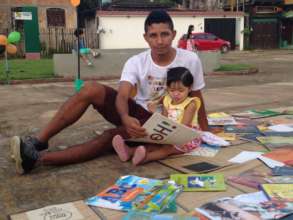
73, 29, 99, 66
112, 67, 202, 165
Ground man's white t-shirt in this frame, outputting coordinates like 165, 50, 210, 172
120, 48, 205, 110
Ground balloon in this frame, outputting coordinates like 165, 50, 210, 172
6, 44, 17, 55
0, 45, 5, 54
8, 31, 21, 44
70, 0, 80, 7
0, 35, 7, 45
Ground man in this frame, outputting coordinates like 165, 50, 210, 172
11, 9, 208, 174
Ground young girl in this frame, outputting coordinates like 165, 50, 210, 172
112, 67, 202, 165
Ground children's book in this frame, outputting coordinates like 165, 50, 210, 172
261, 148, 293, 166
184, 143, 220, 157
196, 191, 293, 220
207, 112, 237, 126
256, 136, 293, 148
9, 200, 99, 220
224, 124, 259, 133
86, 175, 182, 213
128, 113, 201, 146
232, 109, 282, 119
261, 183, 293, 202
227, 170, 270, 189
170, 173, 226, 192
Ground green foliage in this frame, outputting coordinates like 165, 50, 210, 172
214, 63, 252, 72
0, 59, 54, 80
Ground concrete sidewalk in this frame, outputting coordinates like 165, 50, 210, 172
1, 79, 293, 219
1, 50, 293, 219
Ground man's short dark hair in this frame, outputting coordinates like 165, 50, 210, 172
144, 9, 174, 33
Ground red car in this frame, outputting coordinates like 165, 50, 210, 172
177, 32, 231, 53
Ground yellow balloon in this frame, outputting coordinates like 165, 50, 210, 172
70, 0, 80, 7
0, 35, 7, 46
6, 44, 17, 55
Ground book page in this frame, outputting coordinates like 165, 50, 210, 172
128, 113, 201, 146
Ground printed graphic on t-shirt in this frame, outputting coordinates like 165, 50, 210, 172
167, 108, 182, 122
147, 75, 166, 101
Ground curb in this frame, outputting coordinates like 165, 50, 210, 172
0, 75, 120, 85
206, 67, 258, 76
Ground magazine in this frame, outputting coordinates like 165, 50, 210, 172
261, 183, 293, 202
128, 113, 201, 146
86, 175, 182, 213
196, 191, 293, 220
224, 124, 259, 134
170, 173, 226, 192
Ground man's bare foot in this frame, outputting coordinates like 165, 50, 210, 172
132, 145, 146, 166
112, 135, 131, 162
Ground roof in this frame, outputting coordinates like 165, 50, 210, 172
96, 10, 245, 17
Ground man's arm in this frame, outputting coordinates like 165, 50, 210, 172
116, 81, 146, 138
190, 90, 208, 131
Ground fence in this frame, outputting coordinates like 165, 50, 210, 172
1, 28, 100, 57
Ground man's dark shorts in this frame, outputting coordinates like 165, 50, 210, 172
93, 85, 152, 127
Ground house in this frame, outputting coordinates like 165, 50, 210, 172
0, 0, 77, 58
96, 10, 245, 50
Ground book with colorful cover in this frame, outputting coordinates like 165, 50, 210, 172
196, 191, 293, 220
170, 173, 226, 192
261, 183, 293, 202
256, 136, 293, 148
224, 124, 259, 133
232, 109, 282, 119
207, 112, 237, 126
261, 148, 293, 166
86, 175, 182, 213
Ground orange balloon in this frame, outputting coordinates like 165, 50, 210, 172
0, 35, 7, 46
70, 0, 80, 7
6, 44, 17, 55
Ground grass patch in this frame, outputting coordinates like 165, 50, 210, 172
0, 59, 54, 80
214, 63, 252, 72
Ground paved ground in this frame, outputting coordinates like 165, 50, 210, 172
1, 50, 293, 219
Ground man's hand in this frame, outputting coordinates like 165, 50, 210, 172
121, 115, 147, 138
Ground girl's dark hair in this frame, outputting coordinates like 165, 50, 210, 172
74, 29, 83, 37
167, 67, 193, 88
144, 9, 174, 33
187, 25, 194, 39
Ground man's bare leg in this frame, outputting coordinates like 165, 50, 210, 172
37, 81, 106, 144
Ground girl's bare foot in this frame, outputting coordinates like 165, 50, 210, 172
112, 135, 131, 162
132, 145, 146, 166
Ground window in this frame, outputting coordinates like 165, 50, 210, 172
47, 8, 65, 27
206, 34, 217, 40
193, 34, 205, 40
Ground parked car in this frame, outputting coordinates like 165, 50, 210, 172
177, 32, 231, 53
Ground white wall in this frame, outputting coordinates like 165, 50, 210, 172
98, 14, 244, 50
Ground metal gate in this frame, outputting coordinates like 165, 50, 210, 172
204, 18, 236, 49
250, 18, 279, 49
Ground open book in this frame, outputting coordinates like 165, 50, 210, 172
128, 113, 201, 146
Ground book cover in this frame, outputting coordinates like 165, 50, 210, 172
207, 112, 237, 126
10, 200, 99, 220
232, 109, 282, 119
256, 136, 293, 149
261, 148, 293, 166
128, 113, 201, 146
224, 124, 259, 133
261, 183, 293, 202
170, 173, 226, 192
227, 170, 269, 189
196, 192, 293, 220
86, 175, 182, 212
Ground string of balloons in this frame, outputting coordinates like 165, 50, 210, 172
0, 31, 21, 56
